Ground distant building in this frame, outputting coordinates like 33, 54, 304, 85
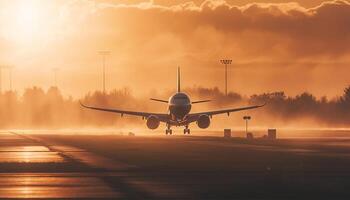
247, 132, 254, 139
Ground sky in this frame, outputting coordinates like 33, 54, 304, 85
0, 0, 349, 98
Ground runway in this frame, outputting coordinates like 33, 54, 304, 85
1, 130, 350, 199
0, 132, 183, 199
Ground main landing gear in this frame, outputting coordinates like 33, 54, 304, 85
184, 125, 190, 134
165, 125, 190, 135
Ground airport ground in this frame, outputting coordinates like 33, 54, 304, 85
0, 129, 350, 199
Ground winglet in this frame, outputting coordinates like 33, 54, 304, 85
79, 101, 88, 108
177, 67, 181, 93
258, 102, 268, 107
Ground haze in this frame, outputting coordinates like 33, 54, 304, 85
0, 0, 348, 98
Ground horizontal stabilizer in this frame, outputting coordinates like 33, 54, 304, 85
150, 98, 169, 103
192, 100, 211, 104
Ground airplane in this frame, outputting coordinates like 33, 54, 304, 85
80, 68, 265, 135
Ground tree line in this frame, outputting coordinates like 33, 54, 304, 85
0, 85, 349, 128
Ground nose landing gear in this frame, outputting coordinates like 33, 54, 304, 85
184, 125, 190, 134
165, 129, 172, 135
165, 124, 172, 135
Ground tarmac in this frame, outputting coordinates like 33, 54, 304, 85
1, 130, 350, 199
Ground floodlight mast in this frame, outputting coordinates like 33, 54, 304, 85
98, 51, 111, 94
220, 59, 232, 96
0, 66, 2, 94
9, 67, 13, 91
0, 65, 14, 93
52, 68, 59, 87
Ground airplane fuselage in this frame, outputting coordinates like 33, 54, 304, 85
168, 92, 191, 121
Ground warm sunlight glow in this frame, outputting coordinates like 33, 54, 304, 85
0, 0, 348, 128
16, 1, 39, 34
7, 0, 55, 45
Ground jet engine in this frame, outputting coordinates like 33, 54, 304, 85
146, 115, 160, 129
197, 114, 210, 129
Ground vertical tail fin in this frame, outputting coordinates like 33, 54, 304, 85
177, 67, 181, 93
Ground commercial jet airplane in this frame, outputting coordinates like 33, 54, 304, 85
80, 68, 265, 135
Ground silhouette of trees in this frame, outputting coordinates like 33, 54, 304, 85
0, 91, 19, 127
185, 86, 242, 107
0, 85, 349, 128
249, 87, 350, 125
337, 86, 350, 121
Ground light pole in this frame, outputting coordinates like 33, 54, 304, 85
220, 59, 232, 96
0, 66, 2, 94
9, 67, 13, 91
52, 68, 59, 87
98, 51, 111, 94
243, 116, 251, 134
0, 65, 14, 93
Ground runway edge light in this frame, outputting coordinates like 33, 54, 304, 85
268, 129, 277, 140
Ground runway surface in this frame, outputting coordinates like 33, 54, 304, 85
1, 130, 350, 199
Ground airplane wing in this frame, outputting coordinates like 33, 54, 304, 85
150, 98, 168, 103
188, 103, 266, 118
192, 100, 211, 104
80, 102, 169, 122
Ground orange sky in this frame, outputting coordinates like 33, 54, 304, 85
95, 0, 332, 8
0, 0, 349, 98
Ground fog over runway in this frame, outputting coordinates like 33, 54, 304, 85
1, 130, 350, 199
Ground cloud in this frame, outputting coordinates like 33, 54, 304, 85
1, 0, 350, 97
62, 0, 350, 61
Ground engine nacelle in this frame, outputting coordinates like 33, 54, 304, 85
197, 114, 210, 129
146, 115, 160, 129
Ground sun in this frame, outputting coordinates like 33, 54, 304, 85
7, 0, 57, 47
16, 1, 41, 35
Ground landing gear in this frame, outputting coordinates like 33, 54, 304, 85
165, 124, 172, 135
184, 125, 190, 134
165, 129, 172, 135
